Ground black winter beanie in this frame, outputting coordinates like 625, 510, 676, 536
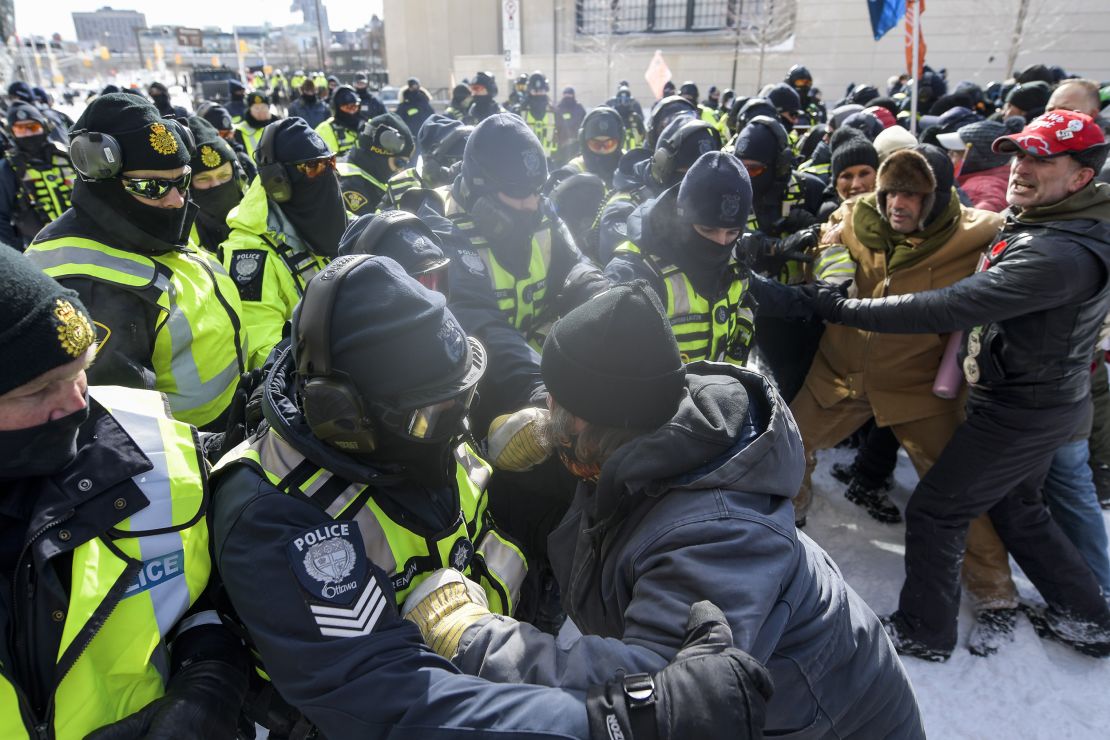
676, 151, 752, 228
186, 116, 236, 173
732, 119, 781, 166
73, 93, 191, 173
269, 117, 332, 162
541, 281, 685, 430
1006, 82, 1051, 119
831, 131, 879, 180
0, 248, 95, 396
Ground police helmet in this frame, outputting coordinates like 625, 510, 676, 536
787, 65, 813, 87
472, 71, 499, 98
579, 106, 625, 150
647, 95, 698, 150
527, 72, 549, 95
650, 117, 723, 188
679, 81, 699, 103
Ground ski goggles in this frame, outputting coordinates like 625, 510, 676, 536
587, 136, 619, 154
742, 161, 767, 178
121, 167, 192, 200
412, 257, 451, 299
294, 155, 337, 179
11, 120, 45, 138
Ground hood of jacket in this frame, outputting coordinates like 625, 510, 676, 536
226, 176, 314, 253
584, 363, 804, 531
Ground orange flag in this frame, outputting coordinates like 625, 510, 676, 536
904, 0, 927, 78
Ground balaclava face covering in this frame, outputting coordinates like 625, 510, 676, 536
192, 177, 242, 244
84, 179, 194, 246
0, 399, 89, 479
281, 168, 346, 258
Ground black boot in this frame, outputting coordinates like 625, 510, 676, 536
1021, 603, 1110, 658
967, 607, 1019, 657
881, 613, 951, 662
844, 479, 902, 523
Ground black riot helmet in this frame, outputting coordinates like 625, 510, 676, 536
678, 81, 699, 105
515, 73, 528, 91
579, 106, 625, 180
649, 117, 723, 189
647, 95, 698, 150
733, 97, 779, 135
471, 71, 499, 98
787, 65, 812, 88
527, 72, 549, 96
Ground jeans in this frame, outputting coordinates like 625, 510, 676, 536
1043, 439, 1110, 595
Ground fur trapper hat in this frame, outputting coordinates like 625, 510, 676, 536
876, 148, 936, 229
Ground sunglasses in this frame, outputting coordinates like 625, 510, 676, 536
11, 120, 45, 138
743, 162, 767, 178
413, 259, 450, 299
587, 137, 619, 154
294, 156, 337, 179
339, 103, 360, 114
373, 381, 477, 443
121, 167, 192, 200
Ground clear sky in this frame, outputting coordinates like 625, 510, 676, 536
13, 0, 385, 39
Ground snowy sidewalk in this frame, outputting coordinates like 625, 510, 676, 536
806, 447, 1110, 740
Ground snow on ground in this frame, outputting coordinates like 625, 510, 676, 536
805, 446, 1110, 740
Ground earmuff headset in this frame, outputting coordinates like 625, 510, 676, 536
358, 119, 408, 157
424, 126, 472, 184
354, 210, 433, 254
70, 118, 194, 182
255, 122, 293, 202
743, 115, 793, 192
650, 119, 722, 186
295, 255, 379, 453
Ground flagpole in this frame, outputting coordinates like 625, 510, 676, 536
910, 0, 921, 136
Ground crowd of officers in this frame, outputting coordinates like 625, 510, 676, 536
2, 58, 1110, 739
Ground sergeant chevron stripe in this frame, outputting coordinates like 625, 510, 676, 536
310, 578, 387, 638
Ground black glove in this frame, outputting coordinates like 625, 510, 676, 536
84, 659, 248, 740
774, 208, 819, 234
586, 601, 774, 740
776, 225, 820, 263
806, 280, 848, 322
737, 230, 815, 265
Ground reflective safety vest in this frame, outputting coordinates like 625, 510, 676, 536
623, 123, 643, 151
0, 387, 210, 740
224, 430, 528, 614
748, 172, 810, 285
440, 189, 555, 352
798, 158, 830, 181
524, 108, 557, 156
337, 160, 387, 215
7, 151, 74, 241
563, 156, 587, 175
813, 244, 856, 285
234, 120, 267, 159
383, 165, 426, 209
614, 241, 754, 365
26, 237, 247, 429
315, 118, 358, 157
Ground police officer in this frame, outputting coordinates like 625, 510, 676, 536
211, 254, 772, 740
762, 82, 806, 150
315, 85, 361, 157
435, 113, 609, 427
556, 106, 625, 187
198, 101, 257, 180
396, 78, 435, 139
338, 112, 414, 216
445, 83, 472, 121
607, 151, 764, 365
186, 116, 246, 256
234, 90, 280, 160
520, 72, 557, 160
787, 64, 827, 126
506, 73, 529, 113
222, 117, 345, 366
30, 86, 74, 144
606, 82, 646, 150
383, 114, 471, 209
680, 81, 718, 124
0, 102, 75, 248
25, 93, 251, 431
227, 79, 248, 123
595, 115, 722, 264
148, 81, 190, 118
353, 72, 386, 120
465, 71, 503, 124
288, 79, 329, 130
553, 86, 586, 163
0, 247, 248, 740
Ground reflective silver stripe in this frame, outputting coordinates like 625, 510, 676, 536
664, 272, 692, 316
160, 274, 240, 418
257, 431, 307, 482
477, 531, 527, 606
26, 244, 158, 288
173, 610, 223, 635
352, 507, 398, 574
302, 469, 335, 498
93, 388, 190, 638
324, 482, 365, 518
455, 445, 490, 491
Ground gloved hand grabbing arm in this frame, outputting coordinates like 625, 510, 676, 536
402, 568, 493, 659
84, 658, 247, 740
586, 601, 774, 740
807, 281, 848, 323
737, 228, 817, 267
486, 407, 552, 472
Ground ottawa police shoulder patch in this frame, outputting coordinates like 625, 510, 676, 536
455, 247, 486, 276
229, 249, 266, 302
287, 520, 390, 638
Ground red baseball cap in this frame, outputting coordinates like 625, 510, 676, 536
863, 105, 897, 130
992, 110, 1107, 158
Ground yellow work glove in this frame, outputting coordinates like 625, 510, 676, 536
486, 407, 552, 472
402, 568, 492, 658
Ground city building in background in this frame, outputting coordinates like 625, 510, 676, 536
72, 6, 146, 53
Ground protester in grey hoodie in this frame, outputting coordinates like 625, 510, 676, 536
403, 282, 924, 740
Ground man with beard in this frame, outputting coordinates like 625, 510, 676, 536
465, 72, 503, 124
227, 78, 248, 123
554, 86, 586, 163
397, 78, 436, 141
210, 255, 774, 740
0, 102, 76, 249
383, 114, 471, 209
403, 280, 924, 740
24, 94, 251, 430
338, 113, 414, 216
221, 117, 347, 366
148, 81, 190, 119
315, 85, 362, 157
185, 117, 246, 256
0, 247, 249, 740
520, 72, 557, 160
288, 79, 329, 130
434, 113, 608, 429
234, 90, 280, 160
